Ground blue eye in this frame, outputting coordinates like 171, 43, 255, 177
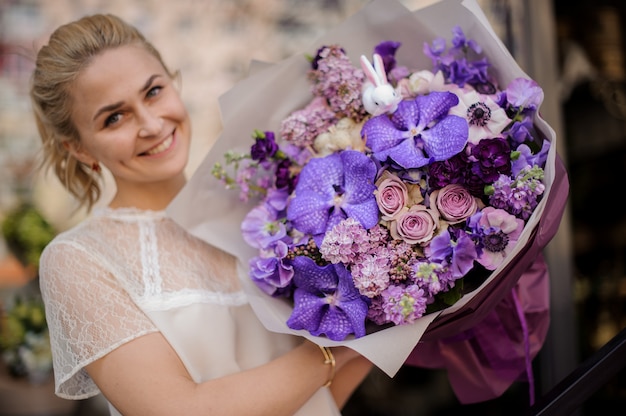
104, 112, 122, 127
147, 86, 162, 98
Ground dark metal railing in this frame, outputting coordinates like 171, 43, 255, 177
527, 326, 626, 415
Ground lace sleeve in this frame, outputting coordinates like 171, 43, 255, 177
39, 237, 158, 400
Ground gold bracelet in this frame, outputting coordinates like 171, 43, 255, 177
318, 345, 336, 387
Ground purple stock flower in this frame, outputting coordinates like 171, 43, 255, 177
506, 119, 534, 147
241, 204, 287, 249
287, 256, 369, 340
378, 284, 428, 325
504, 77, 544, 112
362, 91, 468, 169
511, 140, 549, 176
249, 241, 294, 297
424, 26, 492, 90
287, 150, 379, 245
426, 228, 477, 279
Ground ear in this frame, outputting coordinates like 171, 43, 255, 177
360, 55, 380, 86
63, 140, 96, 166
373, 54, 388, 84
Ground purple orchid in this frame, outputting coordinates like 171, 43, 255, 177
286, 150, 379, 245
286, 256, 369, 340
362, 91, 469, 169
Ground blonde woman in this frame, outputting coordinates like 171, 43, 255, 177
33, 14, 371, 416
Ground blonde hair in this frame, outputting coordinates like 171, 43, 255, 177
31, 14, 174, 212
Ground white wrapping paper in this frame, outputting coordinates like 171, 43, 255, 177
167, 0, 558, 377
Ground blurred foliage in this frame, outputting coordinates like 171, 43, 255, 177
0, 294, 52, 380
1, 203, 56, 270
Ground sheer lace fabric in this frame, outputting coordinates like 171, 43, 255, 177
39, 208, 339, 415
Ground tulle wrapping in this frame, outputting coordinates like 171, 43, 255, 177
167, 0, 569, 388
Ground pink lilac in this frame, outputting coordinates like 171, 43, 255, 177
379, 284, 428, 325
320, 217, 371, 264
351, 253, 391, 298
308, 45, 368, 121
280, 96, 337, 148
387, 239, 419, 282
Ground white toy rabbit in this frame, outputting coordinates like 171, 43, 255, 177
360, 53, 401, 116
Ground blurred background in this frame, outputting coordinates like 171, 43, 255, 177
0, 0, 624, 414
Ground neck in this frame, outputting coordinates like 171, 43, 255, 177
109, 175, 186, 211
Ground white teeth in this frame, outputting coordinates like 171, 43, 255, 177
146, 136, 173, 155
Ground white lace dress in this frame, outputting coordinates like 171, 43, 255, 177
38, 207, 339, 415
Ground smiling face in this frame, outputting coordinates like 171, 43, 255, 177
68, 44, 191, 209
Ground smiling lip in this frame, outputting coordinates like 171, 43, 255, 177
143, 134, 174, 156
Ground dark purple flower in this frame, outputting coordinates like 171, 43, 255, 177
286, 256, 369, 340
275, 158, 296, 192
470, 137, 511, 183
362, 91, 468, 169
427, 153, 467, 189
286, 150, 379, 245
250, 131, 278, 163
374, 40, 402, 73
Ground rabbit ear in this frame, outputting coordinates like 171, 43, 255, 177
360, 54, 381, 86
373, 54, 388, 84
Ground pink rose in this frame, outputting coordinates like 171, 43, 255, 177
390, 205, 440, 245
375, 171, 408, 221
430, 184, 480, 224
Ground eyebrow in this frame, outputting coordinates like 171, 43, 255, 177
92, 74, 162, 122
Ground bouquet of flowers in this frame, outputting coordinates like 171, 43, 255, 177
169, 0, 568, 380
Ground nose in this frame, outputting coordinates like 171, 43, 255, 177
137, 107, 163, 138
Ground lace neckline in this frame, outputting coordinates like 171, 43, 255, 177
93, 206, 167, 222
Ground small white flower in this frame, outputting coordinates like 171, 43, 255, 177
449, 89, 511, 145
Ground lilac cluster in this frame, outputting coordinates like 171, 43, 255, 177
307, 45, 369, 122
